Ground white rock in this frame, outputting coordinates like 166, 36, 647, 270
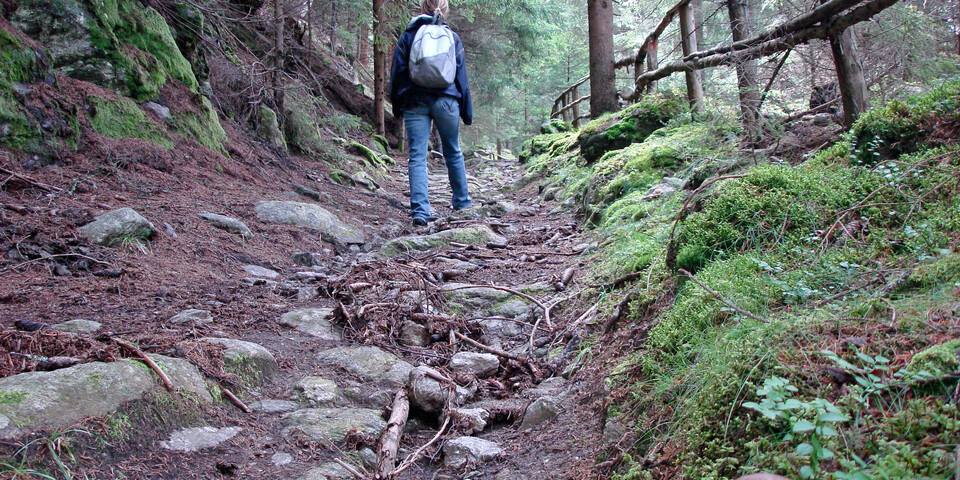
450, 352, 500, 377
160, 426, 241, 452
243, 265, 279, 279
442, 436, 504, 468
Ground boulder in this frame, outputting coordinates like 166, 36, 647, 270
452, 408, 489, 434
408, 366, 475, 413
297, 462, 355, 480
199, 212, 253, 237
168, 309, 213, 326
257, 106, 287, 150
79, 208, 156, 247
519, 397, 560, 430
0, 355, 210, 439
442, 436, 504, 468
282, 408, 386, 443
279, 308, 342, 341
441, 283, 533, 319
400, 320, 430, 347
377, 226, 505, 258
160, 426, 241, 452
249, 399, 299, 414
52, 319, 101, 334
294, 377, 342, 407
254, 201, 364, 245
450, 352, 500, 378
314, 347, 413, 389
200, 338, 278, 384
243, 264, 280, 279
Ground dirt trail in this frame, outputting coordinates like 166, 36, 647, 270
1, 144, 605, 479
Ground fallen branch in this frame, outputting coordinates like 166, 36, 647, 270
678, 269, 769, 323
334, 458, 366, 480
390, 416, 451, 477
222, 388, 250, 413
114, 338, 175, 390
375, 388, 410, 479
454, 332, 527, 363
0, 165, 63, 193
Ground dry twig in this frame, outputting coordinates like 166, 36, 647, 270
679, 269, 769, 323
114, 338, 175, 390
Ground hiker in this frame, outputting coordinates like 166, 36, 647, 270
389, 0, 473, 226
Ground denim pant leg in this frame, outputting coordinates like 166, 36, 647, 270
431, 97, 471, 210
404, 105, 432, 220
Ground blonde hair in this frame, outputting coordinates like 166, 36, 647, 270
420, 0, 449, 17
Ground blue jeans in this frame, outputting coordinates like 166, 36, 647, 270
404, 96, 471, 221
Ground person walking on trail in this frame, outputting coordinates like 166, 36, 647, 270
389, 0, 473, 227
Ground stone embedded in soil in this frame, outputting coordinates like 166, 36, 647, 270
168, 309, 213, 326
400, 320, 429, 347
450, 352, 500, 378
519, 396, 561, 430
571, 242, 598, 254
408, 366, 476, 413
314, 346, 413, 389
375, 225, 506, 258
160, 426, 241, 452
282, 408, 386, 443
279, 308, 342, 341
79, 207, 157, 247
441, 283, 533, 319
249, 399, 300, 414
442, 436, 505, 469
0, 355, 210, 439
199, 212, 253, 237
200, 338, 278, 384
271, 452, 293, 466
452, 407, 489, 434
294, 377, 342, 407
254, 201, 364, 245
52, 319, 101, 334
297, 462, 355, 480
601, 417, 627, 446
243, 264, 280, 279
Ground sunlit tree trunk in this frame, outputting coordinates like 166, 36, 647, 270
587, 0, 617, 116
678, 1, 704, 112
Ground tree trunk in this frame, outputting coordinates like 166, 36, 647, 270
372, 0, 386, 134
329, 0, 338, 53
358, 20, 370, 65
273, 0, 285, 109
679, 1, 705, 112
727, 0, 761, 138
587, 0, 617, 116
646, 38, 658, 94
828, 25, 868, 127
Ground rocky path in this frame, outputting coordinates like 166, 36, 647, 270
1, 150, 604, 479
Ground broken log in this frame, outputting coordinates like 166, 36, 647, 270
375, 388, 410, 479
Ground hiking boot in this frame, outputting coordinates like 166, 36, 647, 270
412, 217, 429, 226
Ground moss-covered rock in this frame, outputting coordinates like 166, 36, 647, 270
540, 118, 574, 134
376, 226, 506, 258
89, 96, 173, 149
257, 105, 286, 150
577, 95, 685, 163
907, 340, 960, 374
172, 96, 227, 152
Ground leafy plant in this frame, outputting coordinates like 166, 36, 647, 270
743, 376, 848, 479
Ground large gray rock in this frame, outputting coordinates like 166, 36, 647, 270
450, 352, 500, 378
200, 338, 278, 384
314, 347, 413, 389
168, 309, 213, 326
254, 201, 364, 245
442, 283, 534, 319
160, 426, 241, 452
0, 355, 210, 439
199, 212, 253, 237
294, 377, 342, 407
443, 436, 504, 468
452, 408, 489, 434
408, 366, 475, 413
52, 319, 101, 334
519, 397, 560, 430
297, 462, 355, 480
257, 106, 287, 150
79, 208, 156, 247
280, 308, 342, 341
249, 399, 299, 414
400, 320, 429, 347
282, 408, 386, 443
377, 226, 505, 258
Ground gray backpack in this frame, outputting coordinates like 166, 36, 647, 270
409, 15, 457, 88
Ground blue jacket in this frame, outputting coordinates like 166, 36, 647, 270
389, 15, 473, 125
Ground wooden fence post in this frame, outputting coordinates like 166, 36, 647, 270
561, 93, 571, 122
571, 86, 581, 127
678, 2, 705, 112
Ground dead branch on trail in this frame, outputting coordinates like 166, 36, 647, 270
333, 458, 367, 480
114, 338, 175, 390
375, 388, 410, 479
390, 416, 451, 477
0, 165, 64, 193
222, 388, 251, 413
679, 269, 770, 323
454, 332, 527, 363
445, 284, 554, 329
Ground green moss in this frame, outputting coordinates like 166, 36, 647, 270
347, 140, 389, 168
849, 80, 960, 165
0, 390, 26, 407
371, 134, 389, 153
0, 28, 42, 86
283, 86, 327, 155
578, 95, 686, 162
908, 253, 960, 286
907, 340, 960, 374
172, 96, 227, 152
89, 96, 173, 149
